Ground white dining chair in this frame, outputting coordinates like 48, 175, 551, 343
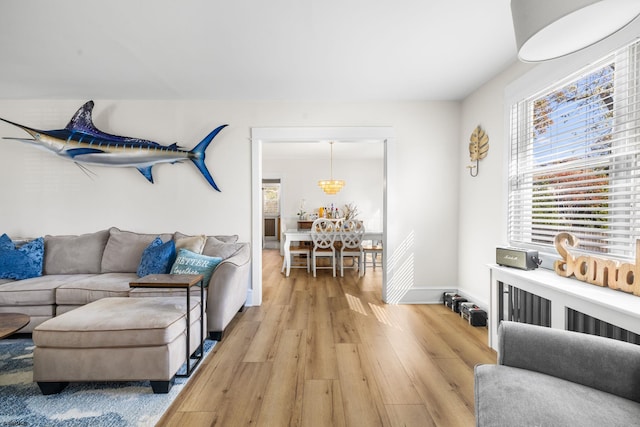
339, 219, 365, 277
362, 240, 383, 274
311, 218, 337, 277
280, 222, 310, 274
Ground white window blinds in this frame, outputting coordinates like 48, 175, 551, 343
509, 40, 640, 259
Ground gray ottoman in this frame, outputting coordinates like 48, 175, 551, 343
33, 296, 204, 394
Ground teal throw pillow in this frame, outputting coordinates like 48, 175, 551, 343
0, 235, 44, 280
137, 237, 177, 277
170, 248, 223, 287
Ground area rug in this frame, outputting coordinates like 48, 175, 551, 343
0, 336, 215, 426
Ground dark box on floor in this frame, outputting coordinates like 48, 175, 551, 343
443, 292, 467, 313
460, 302, 487, 327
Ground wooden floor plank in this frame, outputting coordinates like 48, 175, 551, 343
257, 329, 307, 427
157, 249, 497, 427
335, 343, 392, 427
386, 404, 437, 427
301, 379, 346, 427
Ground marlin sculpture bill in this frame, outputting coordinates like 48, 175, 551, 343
0, 100, 227, 191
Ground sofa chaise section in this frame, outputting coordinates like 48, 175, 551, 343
0, 274, 95, 332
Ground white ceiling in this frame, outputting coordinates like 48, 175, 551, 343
0, 0, 517, 101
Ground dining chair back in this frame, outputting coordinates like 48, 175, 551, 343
339, 219, 365, 277
311, 218, 337, 277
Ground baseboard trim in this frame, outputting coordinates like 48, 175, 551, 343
456, 289, 488, 312
391, 287, 488, 311
392, 287, 457, 304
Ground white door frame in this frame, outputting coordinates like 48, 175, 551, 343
249, 127, 396, 306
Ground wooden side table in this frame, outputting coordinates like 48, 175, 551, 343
129, 274, 205, 377
0, 313, 30, 339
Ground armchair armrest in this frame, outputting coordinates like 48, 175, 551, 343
498, 321, 640, 402
205, 243, 251, 338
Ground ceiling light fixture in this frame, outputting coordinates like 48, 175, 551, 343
318, 141, 345, 195
511, 0, 640, 62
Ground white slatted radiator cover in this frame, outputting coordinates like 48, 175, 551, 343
489, 265, 640, 350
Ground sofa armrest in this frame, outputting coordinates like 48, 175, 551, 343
205, 243, 251, 336
498, 321, 640, 402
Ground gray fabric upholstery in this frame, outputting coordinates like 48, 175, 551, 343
0, 275, 93, 305
101, 228, 173, 273
498, 321, 640, 402
34, 297, 201, 348
33, 297, 205, 383
205, 242, 251, 334
0, 228, 250, 337
55, 273, 137, 305
175, 232, 239, 245
475, 321, 640, 426
213, 234, 239, 243
43, 230, 110, 274
475, 365, 640, 426
202, 241, 244, 266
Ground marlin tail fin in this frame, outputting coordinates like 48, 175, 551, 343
190, 124, 227, 192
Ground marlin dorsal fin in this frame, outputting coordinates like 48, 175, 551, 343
65, 100, 102, 136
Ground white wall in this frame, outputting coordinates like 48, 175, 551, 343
457, 61, 532, 307
263, 156, 384, 232
0, 100, 461, 301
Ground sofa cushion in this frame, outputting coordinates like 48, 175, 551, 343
101, 228, 172, 273
136, 237, 176, 277
174, 234, 207, 254
475, 364, 640, 426
33, 297, 201, 348
0, 305, 55, 317
0, 235, 44, 280
55, 273, 137, 305
213, 235, 239, 243
170, 249, 222, 287
203, 240, 243, 260
0, 275, 93, 306
43, 229, 110, 275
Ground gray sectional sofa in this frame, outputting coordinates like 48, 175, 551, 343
0, 227, 251, 340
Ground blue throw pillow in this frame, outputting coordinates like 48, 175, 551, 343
170, 248, 223, 287
0, 234, 15, 252
136, 237, 177, 277
0, 236, 44, 280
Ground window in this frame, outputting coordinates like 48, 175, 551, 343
262, 181, 280, 216
509, 40, 640, 260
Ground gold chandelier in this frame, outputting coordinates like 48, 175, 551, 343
318, 141, 345, 195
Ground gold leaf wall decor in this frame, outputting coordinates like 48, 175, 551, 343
467, 125, 489, 177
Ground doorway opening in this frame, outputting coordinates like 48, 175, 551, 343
250, 127, 396, 307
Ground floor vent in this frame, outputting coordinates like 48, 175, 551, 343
567, 308, 640, 345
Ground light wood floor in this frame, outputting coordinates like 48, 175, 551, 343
158, 249, 497, 427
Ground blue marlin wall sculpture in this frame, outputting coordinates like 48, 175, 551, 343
0, 101, 227, 191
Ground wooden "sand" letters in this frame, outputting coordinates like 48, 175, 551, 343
554, 232, 640, 296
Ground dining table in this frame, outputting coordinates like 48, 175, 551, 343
283, 228, 383, 276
